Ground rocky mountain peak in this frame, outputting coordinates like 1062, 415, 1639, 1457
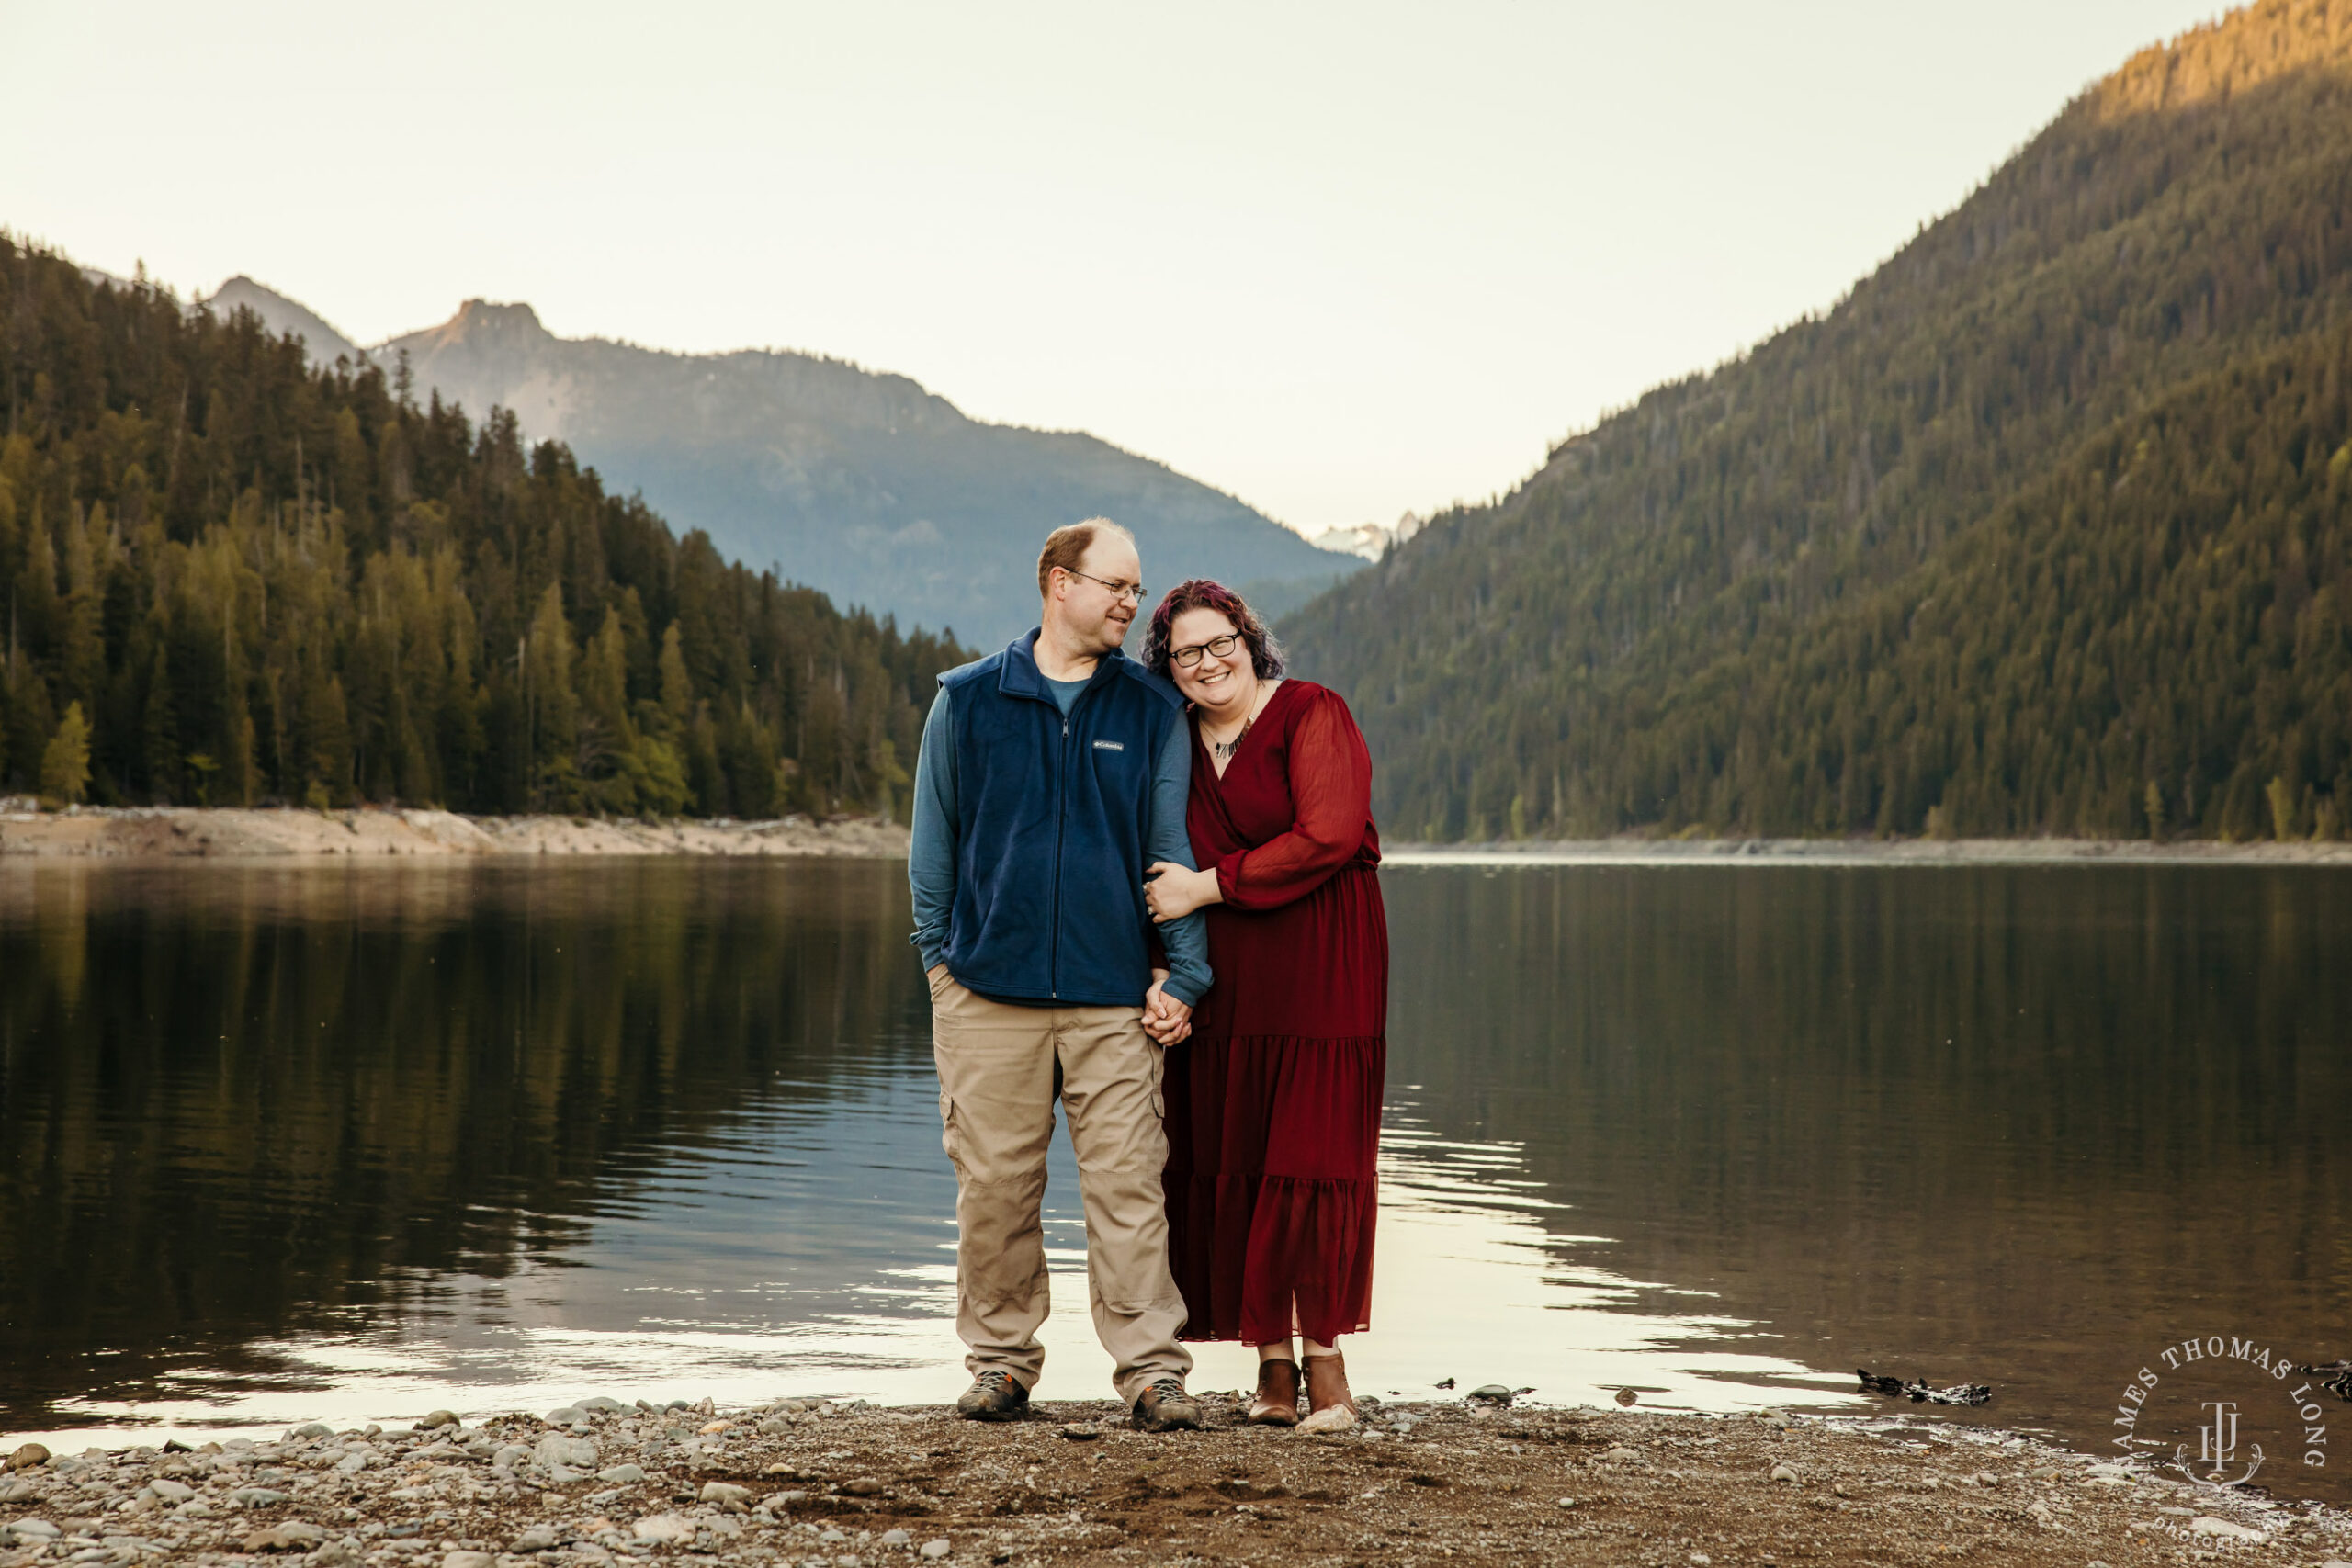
416, 299, 552, 350
197, 275, 361, 366
2097, 0, 2352, 119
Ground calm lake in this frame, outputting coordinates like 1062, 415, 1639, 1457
2, 860, 2346, 1498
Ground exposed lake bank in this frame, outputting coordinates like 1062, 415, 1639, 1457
6, 805, 2344, 865
1386, 836, 2352, 867
4, 1395, 2338, 1568
0, 806, 907, 860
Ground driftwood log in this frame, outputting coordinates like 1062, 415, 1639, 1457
2293, 1359, 2352, 1402
1857, 1368, 1993, 1406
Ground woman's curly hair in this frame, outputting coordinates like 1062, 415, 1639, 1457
1142, 579, 1286, 683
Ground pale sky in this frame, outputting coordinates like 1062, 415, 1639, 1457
4, 1, 2223, 539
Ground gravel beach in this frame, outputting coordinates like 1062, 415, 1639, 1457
7, 804, 2347, 865
4, 1396, 2343, 1568
0, 807, 907, 859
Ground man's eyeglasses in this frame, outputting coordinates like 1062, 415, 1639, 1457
1060, 568, 1146, 604
1169, 633, 1244, 668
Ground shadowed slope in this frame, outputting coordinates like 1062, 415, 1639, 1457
378, 301, 1356, 645
1286, 0, 2352, 842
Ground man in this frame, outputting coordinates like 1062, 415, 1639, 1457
909, 518, 1212, 1432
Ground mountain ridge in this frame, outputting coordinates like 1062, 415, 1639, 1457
1283, 0, 2352, 843
201, 275, 363, 365
192, 282, 1357, 642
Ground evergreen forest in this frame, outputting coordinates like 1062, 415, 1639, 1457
0, 240, 966, 818
1286, 0, 2352, 842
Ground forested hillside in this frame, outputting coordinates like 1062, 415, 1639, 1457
0, 241, 963, 817
1286, 0, 2352, 842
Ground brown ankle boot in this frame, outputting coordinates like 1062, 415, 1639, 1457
1298, 1349, 1358, 1433
1249, 1359, 1302, 1426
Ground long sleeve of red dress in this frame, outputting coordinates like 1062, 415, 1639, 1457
1211, 691, 1374, 912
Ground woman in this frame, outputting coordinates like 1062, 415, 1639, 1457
1139, 580, 1386, 1434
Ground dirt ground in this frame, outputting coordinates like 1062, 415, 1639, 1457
5, 1394, 2345, 1568
0, 806, 907, 859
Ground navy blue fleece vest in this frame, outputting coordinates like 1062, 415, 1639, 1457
939, 632, 1184, 1006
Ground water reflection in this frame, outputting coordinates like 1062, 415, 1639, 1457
0, 862, 929, 1428
1357, 1110, 1840, 1407
3, 860, 2345, 1500
1380, 862, 2352, 1497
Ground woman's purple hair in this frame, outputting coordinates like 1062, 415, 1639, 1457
1143, 579, 1287, 682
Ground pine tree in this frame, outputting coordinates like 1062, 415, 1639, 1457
141, 639, 179, 804
40, 701, 91, 806
522, 582, 580, 811
657, 623, 693, 739
58, 502, 104, 705
580, 604, 634, 811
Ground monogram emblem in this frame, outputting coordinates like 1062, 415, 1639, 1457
2178, 1399, 2264, 1485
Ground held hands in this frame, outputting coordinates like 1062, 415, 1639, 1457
1143, 861, 1221, 924
1143, 968, 1193, 1046
1141, 865, 1209, 1045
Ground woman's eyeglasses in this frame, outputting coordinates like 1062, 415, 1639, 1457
1170, 633, 1244, 668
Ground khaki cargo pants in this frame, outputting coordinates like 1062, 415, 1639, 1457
928, 967, 1193, 1404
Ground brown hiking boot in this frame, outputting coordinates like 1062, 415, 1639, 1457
955, 1370, 1030, 1422
1130, 1377, 1203, 1433
1248, 1359, 1302, 1427
1298, 1349, 1358, 1434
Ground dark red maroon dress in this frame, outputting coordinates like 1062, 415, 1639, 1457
1164, 680, 1386, 1347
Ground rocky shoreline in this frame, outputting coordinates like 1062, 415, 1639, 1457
5, 804, 2345, 866
1385, 838, 2352, 867
0, 806, 907, 860
3, 1394, 2343, 1568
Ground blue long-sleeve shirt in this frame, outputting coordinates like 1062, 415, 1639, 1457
909, 679, 1211, 1007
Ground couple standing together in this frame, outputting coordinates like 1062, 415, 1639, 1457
910, 519, 1386, 1435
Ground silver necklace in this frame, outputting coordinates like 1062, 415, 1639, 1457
1205, 685, 1270, 761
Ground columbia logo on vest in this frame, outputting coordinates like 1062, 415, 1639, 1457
1091, 740, 1125, 750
